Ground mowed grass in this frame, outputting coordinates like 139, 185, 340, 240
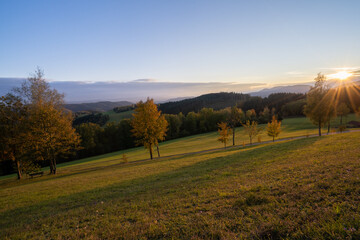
1, 115, 359, 181
1, 132, 360, 239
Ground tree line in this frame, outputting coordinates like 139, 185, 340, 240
1, 70, 359, 177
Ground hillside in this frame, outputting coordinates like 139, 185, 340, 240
65, 101, 133, 112
250, 84, 311, 97
1, 132, 359, 239
158, 92, 250, 114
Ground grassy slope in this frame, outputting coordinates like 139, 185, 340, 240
105, 110, 134, 123
1, 115, 359, 181
0, 132, 360, 239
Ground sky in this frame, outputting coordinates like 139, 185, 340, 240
1, 0, 360, 86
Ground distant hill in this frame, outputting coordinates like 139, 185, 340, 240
158, 92, 250, 114
250, 84, 311, 97
65, 101, 133, 112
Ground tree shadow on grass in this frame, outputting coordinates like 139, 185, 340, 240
0, 137, 318, 235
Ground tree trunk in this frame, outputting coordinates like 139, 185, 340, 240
340, 115, 343, 124
318, 121, 322, 136
53, 157, 57, 174
16, 159, 22, 180
49, 159, 54, 174
273, 136, 275, 142
232, 127, 235, 146
149, 144, 153, 160
327, 122, 330, 135
156, 145, 160, 158
250, 136, 252, 145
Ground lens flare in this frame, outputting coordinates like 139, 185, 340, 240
328, 71, 353, 80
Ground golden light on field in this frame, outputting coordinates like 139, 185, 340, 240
328, 71, 353, 80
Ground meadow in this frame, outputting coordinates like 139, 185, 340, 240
106, 109, 134, 123
1, 115, 359, 181
1, 130, 360, 239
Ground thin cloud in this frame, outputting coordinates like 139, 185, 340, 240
0, 78, 265, 103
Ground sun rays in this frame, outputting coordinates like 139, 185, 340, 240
327, 70, 353, 81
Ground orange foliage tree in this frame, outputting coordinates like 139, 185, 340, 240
131, 98, 168, 159
217, 122, 232, 148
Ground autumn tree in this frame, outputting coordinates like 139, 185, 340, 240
245, 109, 256, 121
304, 73, 334, 136
15, 68, 80, 174
337, 102, 350, 125
217, 122, 232, 148
30, 104, 80, 174
242, 120, 262, 145
227, 106, 243, 146
0, 94, 30, 179
131, 98, 168, 160
267, 115, 281, 142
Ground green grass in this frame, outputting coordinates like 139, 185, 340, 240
1, 132, 360, 239
1, 115, 359, 181
105, 109, 134, 122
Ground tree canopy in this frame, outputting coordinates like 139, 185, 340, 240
267, 115, 282, 142
1, 68, 81, 177
304, 73, 335, 136
242, 120, 262, 145
131, 98, 168, 160
217, 122, 232, 148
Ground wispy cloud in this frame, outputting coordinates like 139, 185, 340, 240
0, 78, 266, 103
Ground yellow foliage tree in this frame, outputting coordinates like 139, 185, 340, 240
217, 122, 232, 148
131, 98, 168, 159
17, 68, 81, 174
242, 120, 262, 145
267, 115, 281, 142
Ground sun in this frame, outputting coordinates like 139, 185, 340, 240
328, 71, 353, 80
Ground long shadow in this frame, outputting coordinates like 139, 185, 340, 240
0, 137, 318, 234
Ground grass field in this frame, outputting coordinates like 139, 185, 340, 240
105, 109, 134, 123
1, 115, 359, 181
1, 131, 360, 239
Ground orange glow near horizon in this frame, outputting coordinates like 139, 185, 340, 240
328, 71, 353, 80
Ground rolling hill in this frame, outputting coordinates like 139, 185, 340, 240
1, 131, 359, 239
65, 101, 133, 112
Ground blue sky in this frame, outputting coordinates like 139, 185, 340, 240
1, 0, 359, 84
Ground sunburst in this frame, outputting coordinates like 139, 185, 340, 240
327, 71, 353, 81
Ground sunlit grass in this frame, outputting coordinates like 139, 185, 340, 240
1, 115, 359, 181
1, 132, 360, 239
